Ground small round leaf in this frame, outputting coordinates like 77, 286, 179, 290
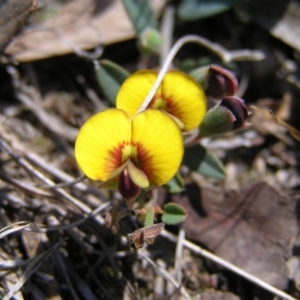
162, 203, 187, 225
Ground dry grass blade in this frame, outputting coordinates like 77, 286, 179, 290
0, 128, 105, 202
6, 66, 78, 142
54, 252, 98, 300
174, 226, 185, 284
269, 110, 300, 142
0, 136, 102, 216
25, 152, 102, 197
139, 251, 191, 300
3, 240, 64, 300
41, 174, 86, 189
45, 202, 110, 233
0, 172, 53, 198
0, 222, 30, 239
0, 259, 27, 269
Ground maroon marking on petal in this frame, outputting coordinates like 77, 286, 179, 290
135, 142, 154, 182
107, 141, 129, 173
148, 94, 183, 123
106, 145, 123, 173
107, 140, 153, 184
118, 168, 141, 200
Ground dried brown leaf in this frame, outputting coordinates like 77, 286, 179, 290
5, 0, 166, 62
251, 105, 294, 145
128, 223, 165, 251
0, 0, 37, 52
175, 182, 297, 289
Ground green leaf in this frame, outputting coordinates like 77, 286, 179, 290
183, 144, 226, 179
162, 203, 187, 225
178, 0, 235, 21
95, 60, 130, 105
122, 0, 158, 35
165, 173, 184, 193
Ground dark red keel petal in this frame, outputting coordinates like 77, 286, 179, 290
118, 168, 141, 200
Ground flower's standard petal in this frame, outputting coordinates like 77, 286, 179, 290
116, 70, 157, 116
156, 71, 207, 131
75, 109, 132, 180
117, 70, 207, 131
132, 109, 184, 186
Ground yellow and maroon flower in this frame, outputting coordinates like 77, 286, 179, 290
116, 70, 207, 131
75, 109, 184, 200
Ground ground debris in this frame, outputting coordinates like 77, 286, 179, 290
174, 182, 298, 290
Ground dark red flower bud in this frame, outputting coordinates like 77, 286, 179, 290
199, 97, 250, 137
206, 65, 238, 100
118, 168, 140, 200
221, 97, 249, 129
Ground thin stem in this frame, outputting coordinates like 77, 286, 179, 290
136, 34, 265, 115
159, 5, 175, 68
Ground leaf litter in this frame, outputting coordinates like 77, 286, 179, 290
173, 182, 297, 289
4, 0, 166, 62
0, 1, 300, 299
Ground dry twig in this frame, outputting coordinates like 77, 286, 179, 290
139, 251, 192, 300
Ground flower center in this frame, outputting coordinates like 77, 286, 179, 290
150, 96, 168, 111
121, 143, 138, 165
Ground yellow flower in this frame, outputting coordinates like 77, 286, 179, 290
75, 109, 184, 200
116, 70, 207, 131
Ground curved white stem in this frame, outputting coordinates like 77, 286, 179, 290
136, 34, 265, 115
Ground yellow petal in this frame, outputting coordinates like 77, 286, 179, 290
132, 109, 184, 186
156, 71, 207, 131
75, 109, 132, 180
116, 70, 157, 116
116, 70, 207, 131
